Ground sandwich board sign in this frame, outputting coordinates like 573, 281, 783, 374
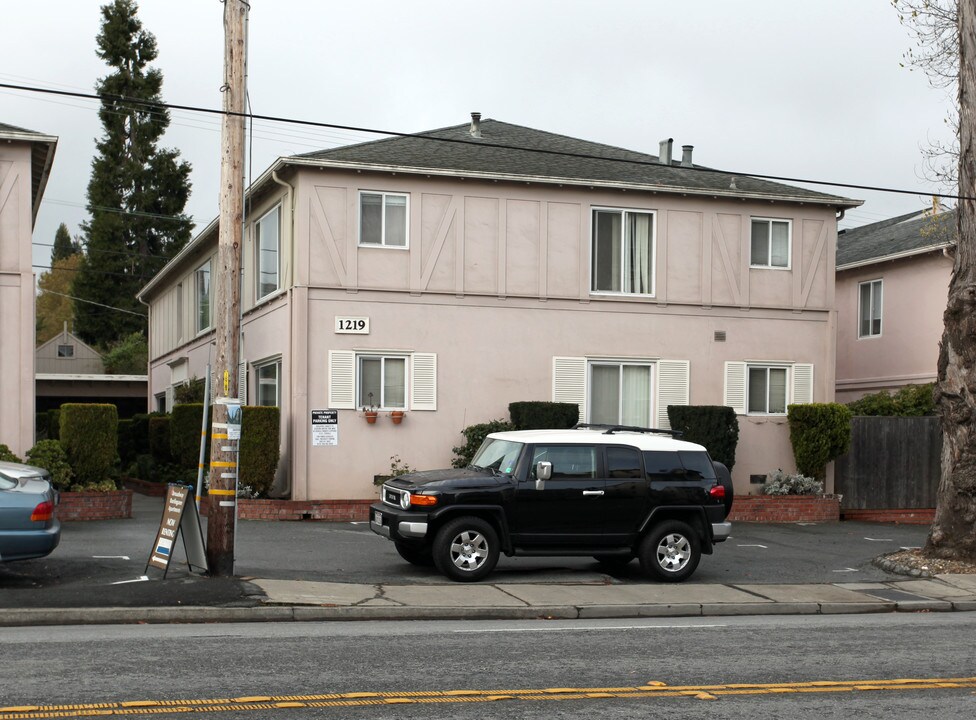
146, 483, 208, 577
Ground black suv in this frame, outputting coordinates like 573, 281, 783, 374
370, 425, 733, 582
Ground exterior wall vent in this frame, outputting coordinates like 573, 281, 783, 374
714, 331, 727, 342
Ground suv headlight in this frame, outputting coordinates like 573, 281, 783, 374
400, 492, 412, 510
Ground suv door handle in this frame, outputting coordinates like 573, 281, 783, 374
582, 490, 605, 496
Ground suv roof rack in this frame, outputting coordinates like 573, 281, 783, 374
573, 423, 684, 439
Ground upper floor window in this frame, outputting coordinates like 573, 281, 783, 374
591, 209, 655, 295
360, 192, 408, 248
858, 279, 883, 338
57, 344, 74, 358
751, 218, 791, 269
748, 365, 788, 414
256, 205, 281, 300
196, 260, 212, 333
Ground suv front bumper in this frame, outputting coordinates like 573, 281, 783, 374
370, 502, 431, 541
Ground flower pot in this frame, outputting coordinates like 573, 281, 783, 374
364, 411, 378, 424
390, 411, 404, 425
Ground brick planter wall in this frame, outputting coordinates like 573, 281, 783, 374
729, 495, 841, 523
841, 508, 935, 525
58, 490, 133, 521
122, 478, 168, 497
198, 498, 373, 521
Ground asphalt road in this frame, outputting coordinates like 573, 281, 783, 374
0, 493, 931, 608
2, 613, 974, 719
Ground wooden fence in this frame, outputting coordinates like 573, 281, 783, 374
834, 416, 940, 510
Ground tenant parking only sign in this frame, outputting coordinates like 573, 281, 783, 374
146, 484, 208, 577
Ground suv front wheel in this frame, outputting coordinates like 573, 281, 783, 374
639, 520, 701, 582
433, 516, 500, 582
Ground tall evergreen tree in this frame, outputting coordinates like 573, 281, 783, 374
73, 0, 193, 348
52, 223, 80, 262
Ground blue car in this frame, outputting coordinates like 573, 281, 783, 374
0, 461, 61, 563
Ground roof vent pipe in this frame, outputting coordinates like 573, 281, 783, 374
681, 145, 694, 167
658, 138, 673, 165
470, 112, 482, 138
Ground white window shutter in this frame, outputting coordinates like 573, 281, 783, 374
238, 360, 247, 404
724, 361, 747, 415
329, 350, 356, 409
792, 363, 814, 405
656, 360, 690, 429
411, 353, 437, 411
553, 356, 586, 423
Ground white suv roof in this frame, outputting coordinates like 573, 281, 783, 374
488, 427, 708, 454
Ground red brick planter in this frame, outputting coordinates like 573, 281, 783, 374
58, 489, 133, 521
841, 508, 935, 525
198, 498, 373, 521
122, 477, 168, 497
729, 494, 841, 523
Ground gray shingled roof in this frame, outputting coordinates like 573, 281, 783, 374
296, 119, 858, 207
836, 209, 956, 267
0, 121, 35, 134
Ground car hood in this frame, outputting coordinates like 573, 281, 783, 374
393, 467, 502, 490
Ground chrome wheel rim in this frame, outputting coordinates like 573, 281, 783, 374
449, 530, 489, 572
656, 532, 691, 573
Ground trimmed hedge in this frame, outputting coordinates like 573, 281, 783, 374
60, 403, 118, 488
117, 419, 135, 466
149, 415, 172, 464
26, 440, 74, 491
130, 413, 152, 456
847, 383, 936, 417
239, 406, 280, 497
787, 403, 852, 480
47, 409, 61, 441
667, 405, 739, 470
171, 404, 208, 469
508, 401, 580, 430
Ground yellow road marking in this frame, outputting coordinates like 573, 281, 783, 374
3, 677, 975, 718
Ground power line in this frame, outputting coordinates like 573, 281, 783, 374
2, 81, 969, 203
33, 262, 162, 281
37, 289, 146, 317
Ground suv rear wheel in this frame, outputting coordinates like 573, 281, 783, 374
433, 516, 500, 582
639, 520, 701, 582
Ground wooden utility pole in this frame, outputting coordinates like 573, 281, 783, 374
207, 0, 248, 576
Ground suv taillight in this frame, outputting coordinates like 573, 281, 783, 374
31, 500, 55, 522
709, 485, 726, 500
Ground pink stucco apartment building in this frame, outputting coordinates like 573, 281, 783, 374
0, 122, 56, 457
138, 114, 861, 501
835, 209, 954, 404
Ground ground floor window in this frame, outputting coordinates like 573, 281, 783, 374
747, 365, 788, 414
255, 360, 281, 407
589, 362, 653, 426
358, 355, 406, 409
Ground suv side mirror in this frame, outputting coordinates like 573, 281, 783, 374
535, 461, 552, 489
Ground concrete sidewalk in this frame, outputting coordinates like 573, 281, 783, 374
3, 574, 975, 627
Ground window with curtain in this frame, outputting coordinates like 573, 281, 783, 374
256, 205, 281, 300
589, 362, 653, 426
358, 355, 407, 409
360, 192, 408, 247
256, 361, 280, 407
750, 218, 791, 268
747, 365, 788, 414
591, 209, 654, 295
858, 279, 883, 338
195, 260, 211, 332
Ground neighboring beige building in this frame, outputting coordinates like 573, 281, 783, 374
36, 323, 104, 374
139, 115, 861, 500
835, 209, 954, 403
0, 122, 56, 456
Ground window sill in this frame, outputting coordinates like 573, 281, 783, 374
749, 264, 792, 271
358, 243, 410, 251
253, 287, 287, 308
589, 291, 657, 300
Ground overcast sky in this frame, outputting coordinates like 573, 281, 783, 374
1, 0, 956, 272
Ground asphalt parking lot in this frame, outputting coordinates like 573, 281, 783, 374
0, 493, 931, 608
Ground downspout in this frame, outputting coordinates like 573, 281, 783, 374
836, 208, 846, 223
271, 169, 295, 498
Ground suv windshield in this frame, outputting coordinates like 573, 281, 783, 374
471, 438, 523, 475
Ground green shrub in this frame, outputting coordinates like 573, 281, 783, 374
508, 401, 579, 430
26, 440, 74, 491
452, 419, 515, 468
761, 469, 823, 496
47, 409, 61, 441
171, 404, 208, 469
667, 405, 740, 470
847, 383, 935, 416
130, 413, 151, 456
36, 413, 47, 437
117, 419, 135, 466
239, 406, 280, 498
59, 403, 118, 489
0, 444, 22, 463
174, 378, 206, 404
787, 403, 852, 480
149, 415, 172, 464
